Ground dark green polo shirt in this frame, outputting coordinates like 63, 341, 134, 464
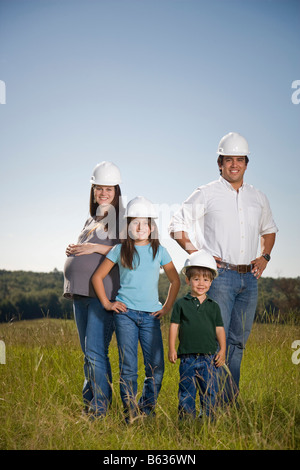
170, 293, 223, 356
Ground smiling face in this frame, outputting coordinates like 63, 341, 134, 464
93, 185, 116, 206
128, 217, 152, 244
186, 272, 213, 299
219, 155, 248, 190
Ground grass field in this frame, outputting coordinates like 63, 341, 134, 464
0, 317, 299, 450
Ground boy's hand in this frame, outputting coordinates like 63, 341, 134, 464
168, 349, 177, 364
215, 349, 226, 368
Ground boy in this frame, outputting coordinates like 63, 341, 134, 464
169, 250, 226, 419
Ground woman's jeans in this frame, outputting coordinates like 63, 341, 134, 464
73, 296, 114, 416
114, 309, 164, 420
208, 268, 258, 402
178, 354, 218, 418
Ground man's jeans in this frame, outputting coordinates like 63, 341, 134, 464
73, 296, 115, 416
178, 354, 218, 419
208, 268, 258, 401
114, 309, 164, 420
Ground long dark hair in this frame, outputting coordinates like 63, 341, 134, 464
120, 217, 160, 270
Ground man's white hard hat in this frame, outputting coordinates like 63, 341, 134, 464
124, 196, 158, 219
90, 161, 122, 186
217, 132, 250, 156
182, 249, 218, 278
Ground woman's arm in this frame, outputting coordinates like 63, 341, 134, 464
152, 261, 180, 319
66, 243, 113, 257
92, 258, 127, 313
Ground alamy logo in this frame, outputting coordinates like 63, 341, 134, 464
291, 80, 300, 105
0, 80, 6, 104
0, 340, 5, 364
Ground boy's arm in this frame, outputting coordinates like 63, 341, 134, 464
215, 326, 226, 368
168, 323, 179, 363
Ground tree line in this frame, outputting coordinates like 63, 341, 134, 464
0, 269, 299, 324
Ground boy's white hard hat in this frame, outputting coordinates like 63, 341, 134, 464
124, 196, 158, 219
182, 249, 218, 277
90, 161, 122, 186
217, 132, 250, 156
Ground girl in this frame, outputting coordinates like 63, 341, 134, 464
92, 196, 180, 422
64, 161, 123, 417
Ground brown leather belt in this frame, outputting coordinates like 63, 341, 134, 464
218, 261, 253, 273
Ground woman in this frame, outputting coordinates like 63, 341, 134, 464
63, 161, 123, 417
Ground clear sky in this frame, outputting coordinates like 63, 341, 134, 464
0, 0, 299, 278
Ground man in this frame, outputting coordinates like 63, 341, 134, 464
169, 132, 278, 402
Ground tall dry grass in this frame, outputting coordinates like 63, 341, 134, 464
0, 317, 299, 450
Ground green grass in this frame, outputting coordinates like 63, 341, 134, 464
0, 318, 299, 450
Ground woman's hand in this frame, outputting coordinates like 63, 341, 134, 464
105, 301, 127, 313
66, 243, 96, 256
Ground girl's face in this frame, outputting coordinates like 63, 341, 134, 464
128, 218, 152, 243
93, 185, 115, 206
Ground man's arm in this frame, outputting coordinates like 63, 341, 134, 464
251, 233, 276, 279
170, 231, 198, 255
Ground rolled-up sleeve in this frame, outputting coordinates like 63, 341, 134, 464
258, 191, 279, 236
168, 189, 205, 235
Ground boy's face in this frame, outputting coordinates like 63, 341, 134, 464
186, 273, 212, 298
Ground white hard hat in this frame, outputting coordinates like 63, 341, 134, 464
90, 161, 122, 186
182, 250, 218, 278
124, 196, 158, 219
217, 132, 250, 156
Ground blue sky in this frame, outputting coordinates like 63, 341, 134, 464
0, 0, 299, 277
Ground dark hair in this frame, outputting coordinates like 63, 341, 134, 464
217, 155, 249, 175
185, 266, 215, 281
120, 218, 160, 270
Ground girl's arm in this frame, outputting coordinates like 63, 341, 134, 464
215, 326, 226, 367
168, 323, 179, 363
66, 243, 113, 256
91, 258, 127, 313
152, 261, 180, 319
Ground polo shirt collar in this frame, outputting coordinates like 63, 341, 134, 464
184, 292, 213, 302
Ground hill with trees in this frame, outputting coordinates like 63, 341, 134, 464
0, 269, 299, 324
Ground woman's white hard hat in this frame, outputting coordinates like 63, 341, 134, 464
124, 196, 158, 219
182, 249, 218, 278
90, 161, 122, 186
217, 132, 250, 156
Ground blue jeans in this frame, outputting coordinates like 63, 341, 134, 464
114, 309, 164, 420
208, 268, 258, 401
178, 354, 218, 419
73, 296, 115, 416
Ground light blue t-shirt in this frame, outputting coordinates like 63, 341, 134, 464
107, 243, 172, 312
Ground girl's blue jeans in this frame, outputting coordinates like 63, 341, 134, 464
73, 296, 115, 416
178, 354, 218, 419
114, 308, 164, 420
208, 268, 258, 401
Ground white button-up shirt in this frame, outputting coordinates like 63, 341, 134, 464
169, 176, 278, 265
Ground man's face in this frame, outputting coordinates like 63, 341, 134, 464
219, 156, 248, 188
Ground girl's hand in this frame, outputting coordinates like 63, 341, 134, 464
105, 301, 127, 313
214, 349, 226, 368
152, 307, 168, 319
168, 349, 177, 364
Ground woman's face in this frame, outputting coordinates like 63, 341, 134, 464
93, 185, 115, 206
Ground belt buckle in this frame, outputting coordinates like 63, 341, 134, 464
237, 264, 248, 274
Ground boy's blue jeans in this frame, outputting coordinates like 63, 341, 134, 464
178, 354, 218, 419
114, 308, 164, 420
73, 296, 115, 416
208, 268, 258, 401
